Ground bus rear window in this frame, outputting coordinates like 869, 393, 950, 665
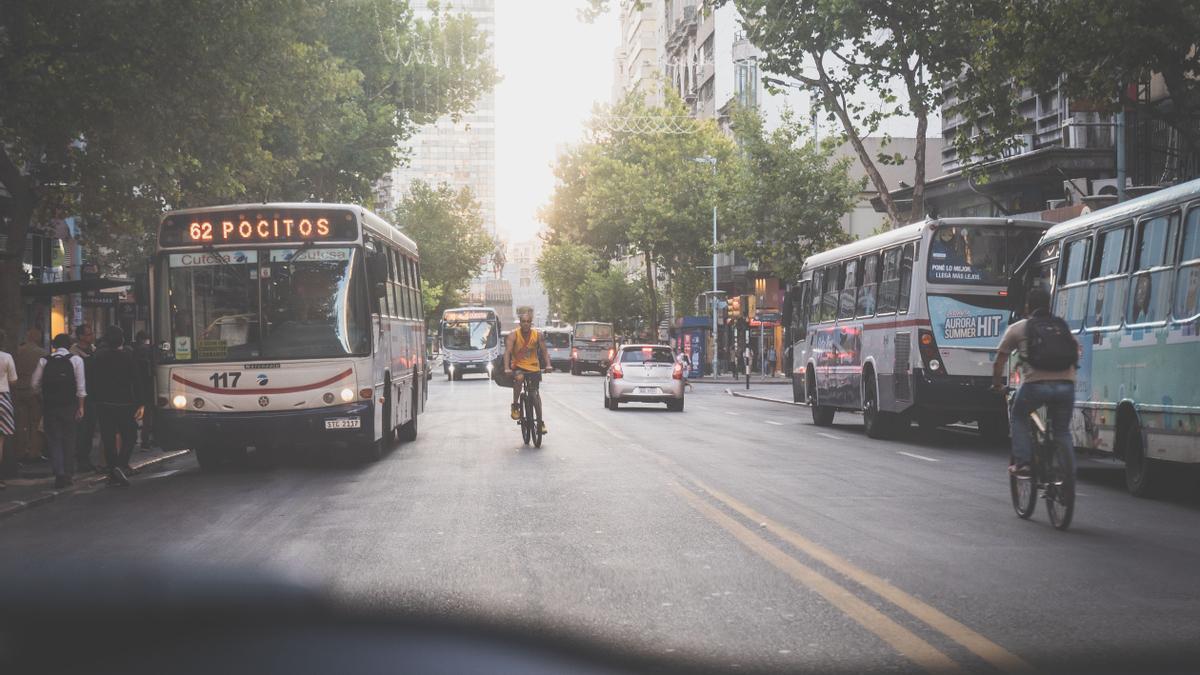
927, 226, 1043, 286
543, 332, 571, 347
575, 323, 613, 339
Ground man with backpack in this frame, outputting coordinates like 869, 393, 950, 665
992, 287, 1079, 476
31, 334, 87, 489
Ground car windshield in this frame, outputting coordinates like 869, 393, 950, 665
927, 226, 1044, 285
12, 5, 1194, 674
442, 319, 497, 351
620, 346, 674, 363
575, 323, 613, 339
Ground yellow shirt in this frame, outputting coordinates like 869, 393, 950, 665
511, 328, 541, 372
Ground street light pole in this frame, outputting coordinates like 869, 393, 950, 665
693, 155, 719, 379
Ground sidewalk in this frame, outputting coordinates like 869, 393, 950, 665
690, 374, 791, 385
1, 448, 190, 520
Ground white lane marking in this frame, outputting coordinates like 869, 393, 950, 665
816, 432, 842, 440
897, 451, 939, 463
141, 469, 181, 480
764, 420, 784, 426
724, 411, 741, 416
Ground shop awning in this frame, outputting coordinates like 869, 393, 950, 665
20, 277, 133, 298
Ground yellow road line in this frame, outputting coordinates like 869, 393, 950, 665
689, 479, 1032, 674
673, 484, 965, 674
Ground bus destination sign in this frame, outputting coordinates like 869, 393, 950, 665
159, 208, 359, 247
443, 310, 492, 323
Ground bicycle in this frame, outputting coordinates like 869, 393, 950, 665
514, 369, 548, 448
1005, 387, 1075, 530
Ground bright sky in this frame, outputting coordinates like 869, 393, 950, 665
494, 0, 618, 244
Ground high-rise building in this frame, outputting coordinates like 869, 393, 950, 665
613, 1, 661, 106
377, 0, 497, 238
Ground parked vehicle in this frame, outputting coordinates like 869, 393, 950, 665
603, 344, 685, 411
570, 322, 614, 375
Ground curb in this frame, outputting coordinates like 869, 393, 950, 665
727, 389, 806, 406
0, 449, 191, 521
690, 379, 790, 385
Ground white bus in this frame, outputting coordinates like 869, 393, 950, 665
788, 217, 1048, 438
1010, 178, 1200, 496
151, 203, 426, 468
439, 307, 503, 380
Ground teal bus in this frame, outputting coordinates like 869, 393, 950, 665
1011, 178, 1200, 496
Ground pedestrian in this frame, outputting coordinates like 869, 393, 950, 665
31, 333, 86, 489
767, 345, 776, 376
675, 349, 692, 391
13, 329, 47, 465
90, 326, 146, 486
0, 330, 18, 488
132, 330, 155, 449
70, 323, 98, 473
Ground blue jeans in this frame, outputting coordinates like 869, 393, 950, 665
1009, 381, 1076, 469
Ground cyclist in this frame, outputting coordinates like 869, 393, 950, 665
991, 287, 1078, 476
505, 307, 551, 435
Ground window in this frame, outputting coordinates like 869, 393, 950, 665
897, 243, 914, 314
1057, 237, 1091, 330
407, 257, 420, 319
809, 270, 823, 325
793, 281, 810, 340
1127, 213, 1177, 324
390, 250, 405, 318
1175, 207, 1200, 321
1086, 224, 1131, 329
857, 253, 879, 317
838, 259, 858, 319
820, 265, 838, 322
878, 248, 901, 314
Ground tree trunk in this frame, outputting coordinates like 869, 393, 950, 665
812, 58, 905, 228
910, 110, 929, 223
644, 249, 657, 336
0, 148, 34, 353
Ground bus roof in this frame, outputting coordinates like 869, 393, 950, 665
160, 202, 417, 255
1042, 177, 1200, 242
801, 217, 1050, 276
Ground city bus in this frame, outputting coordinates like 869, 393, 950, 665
788, 217, 1049, 439
151, 203, 426, 468
1009, 178, 1200, 496
439, 306, 503, 380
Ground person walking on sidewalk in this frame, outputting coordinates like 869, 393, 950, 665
70, 324, 98, 473
90, 326, 146, 487
13, 329, 46, 465
0, 331, 19, 489
31, 334, 86, 489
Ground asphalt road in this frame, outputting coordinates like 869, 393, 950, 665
3, 372, 1199, 673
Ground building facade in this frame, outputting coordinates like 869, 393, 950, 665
376, 0, 497, 238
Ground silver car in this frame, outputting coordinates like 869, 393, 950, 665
603, 344, 685, 411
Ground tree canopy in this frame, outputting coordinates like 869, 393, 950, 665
392, 180, 493, 321
0, 0, 496, 344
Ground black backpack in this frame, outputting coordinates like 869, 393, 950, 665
42, 354, 78, 407
1025, 314, 1077, 370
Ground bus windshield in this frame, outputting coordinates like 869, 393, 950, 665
161, 247, 370, 362
442, 319, 497, 351
927, 226, 1043, 286
575, 323, 612, 339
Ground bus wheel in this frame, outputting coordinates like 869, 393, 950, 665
862, 375, 894, 440
398, 375, 419, 442
382, 375, 395, 447
808, 368, 834, 426
1121, 417, 1163, 497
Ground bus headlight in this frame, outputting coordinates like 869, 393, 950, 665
340, 388, 355, 403
929, 359, 941, 372
172, 395, 187, 409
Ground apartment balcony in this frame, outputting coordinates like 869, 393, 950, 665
666, 4, 698, 51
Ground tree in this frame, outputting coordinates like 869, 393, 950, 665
542, 92, 736, 327
576, 267, 647, 333
537, 241, 595, 323
725, 107, 858, 281
951, 1, 1200, 171
0, 0, 495, 347
392, 180, 493, 321
725, 0, 980, 226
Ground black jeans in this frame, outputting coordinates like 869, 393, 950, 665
75, 399, 96, 467
95, 404, 138, 471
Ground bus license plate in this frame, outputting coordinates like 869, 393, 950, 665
324, 418, 361, 430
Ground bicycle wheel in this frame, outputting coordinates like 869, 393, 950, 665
1044, 441, 1075, 530
519, 394, 531, 445
525, 392, 541, 448
1009, 455, 1036, 519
